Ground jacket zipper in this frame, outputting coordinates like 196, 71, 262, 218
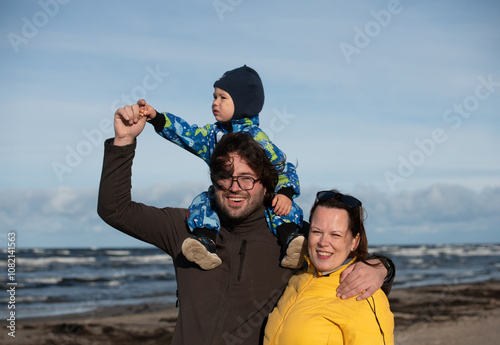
238, 239, 247, 281
209, 236, 245, 344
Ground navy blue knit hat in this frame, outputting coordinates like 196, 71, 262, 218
213, 65, 265, 120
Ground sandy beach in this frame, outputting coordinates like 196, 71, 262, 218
2, 279, 499, 345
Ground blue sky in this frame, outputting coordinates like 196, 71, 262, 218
1, 0, 499, 248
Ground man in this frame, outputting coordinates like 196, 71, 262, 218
98, 103, 393, 344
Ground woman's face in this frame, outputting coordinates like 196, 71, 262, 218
307, 206, 360, 272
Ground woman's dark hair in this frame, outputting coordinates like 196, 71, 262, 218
209, 132, 281, 206
309, 189, 369, 262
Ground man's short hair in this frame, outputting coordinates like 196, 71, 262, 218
210, 132, 280, 206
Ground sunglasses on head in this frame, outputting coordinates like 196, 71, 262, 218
316, 191, 362, 208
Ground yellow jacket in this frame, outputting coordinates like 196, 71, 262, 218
264, 258, 394, 345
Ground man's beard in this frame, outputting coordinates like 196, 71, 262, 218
214, 189, 265, 223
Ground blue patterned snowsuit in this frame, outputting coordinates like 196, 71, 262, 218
153, 112, 303, 235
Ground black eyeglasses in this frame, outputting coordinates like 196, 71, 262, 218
215, 176, 261, 191
316, 191, 362, 207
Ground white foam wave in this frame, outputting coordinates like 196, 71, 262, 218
105, 250, 131, 256
17, 256, 97, 267
109, 254, 172, 264
0, 295, 48, 303
24, 277, 63, 284
407, 258, 424, 265
383, 244, 500, 257
106, 280, 122, 287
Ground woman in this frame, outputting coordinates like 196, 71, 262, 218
264, 190, 394, 345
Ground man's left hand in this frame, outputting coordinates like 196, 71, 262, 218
336, 259, 386, 301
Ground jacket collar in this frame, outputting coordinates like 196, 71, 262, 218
305, 256, 357, 277
220, 205, 268, 234
218, 115, 260, 131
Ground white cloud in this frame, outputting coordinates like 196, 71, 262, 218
356, 184, 500, 244
1, 183, 499, 248
1, 0, 499, 247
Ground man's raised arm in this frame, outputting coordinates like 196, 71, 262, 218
97, 104, 185, 256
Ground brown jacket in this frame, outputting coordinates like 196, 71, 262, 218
97, 139, 294, 345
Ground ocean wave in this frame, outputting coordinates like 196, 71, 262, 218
7, 244, 500, 319
24, 277, 64, 285
106, 280, 122, 287
105, 250, 131, 256
19, 271, 176, 290
375, 243, 500, 257
109, 254, 173, 264
15, 256, 97, 267
0, 295, 49, 304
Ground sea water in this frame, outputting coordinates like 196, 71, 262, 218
1, 243, 499, 319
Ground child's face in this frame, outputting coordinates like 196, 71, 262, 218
212, 87, 235, 123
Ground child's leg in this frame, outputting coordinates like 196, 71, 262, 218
187, 188, 220, 236
266, 201, 306, 269
182, 188, 222, 270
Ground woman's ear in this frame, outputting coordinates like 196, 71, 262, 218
351, 233, 360, 252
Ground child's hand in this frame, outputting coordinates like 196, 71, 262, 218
137, 99, 157, 120
272, 194, 292, 216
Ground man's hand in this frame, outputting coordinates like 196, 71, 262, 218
137, 99, 157, 120
113, 104, 147, 146
272, 194, 292, 216
336, 259, 386, 301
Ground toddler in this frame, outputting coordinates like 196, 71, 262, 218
139, 65, 305, 270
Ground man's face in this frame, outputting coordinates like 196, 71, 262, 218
213, 153, 266, 222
